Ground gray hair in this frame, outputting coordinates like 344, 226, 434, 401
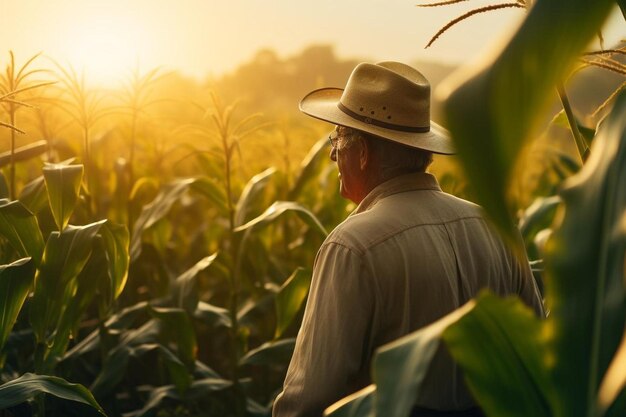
339, 127, 433, 178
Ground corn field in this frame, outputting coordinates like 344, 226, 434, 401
0, 0, 625, 416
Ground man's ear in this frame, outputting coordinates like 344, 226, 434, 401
359, 137, 369, 170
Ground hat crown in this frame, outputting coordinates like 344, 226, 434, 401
340, 62, 431, 129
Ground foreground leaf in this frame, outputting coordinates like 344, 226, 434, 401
443, 293, 553, 417
0, 373, 105, 415
544, 91, 626, 416
439, 0, 615, 243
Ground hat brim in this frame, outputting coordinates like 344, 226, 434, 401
300, 87, 455, 155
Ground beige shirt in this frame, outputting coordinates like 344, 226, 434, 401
272, 172, 544, 417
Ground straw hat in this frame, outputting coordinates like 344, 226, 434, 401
299, 61, 454, 154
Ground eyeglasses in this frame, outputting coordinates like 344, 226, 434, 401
328, 131, 339, 149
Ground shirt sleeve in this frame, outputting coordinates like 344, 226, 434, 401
272, 241, 376, 417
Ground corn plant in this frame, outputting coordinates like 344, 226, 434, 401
0, 51, 54, 199
327, 0, 625, 416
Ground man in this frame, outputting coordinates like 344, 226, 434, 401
272, 62, 544, 417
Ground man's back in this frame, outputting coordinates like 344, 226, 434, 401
273, 172, 544, 416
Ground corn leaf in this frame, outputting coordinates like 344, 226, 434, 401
0, 373, 105, 415
173, 253, 217, 314
149, 306, 197, 368
0, 140, 47, 168
43, 163, 83, 231
325, 385, 375, 417
235, 201, 327, 236
0, 199, 44, 264
371, 301, 475, 417
99, 221, 130, 301
442, 292, 553, 417
274, 267, 311, 338
438, 0, 616, 244
194, 301, 232, 328
288, 135, 329, 201
239, 338, 295, 366
29, 220, 106, 342
126, 378, 232, 417
543, 91, 626, 416
18, 176, 48, 214
235, 167, 276, 227
190, 176, 228, 215
0, 258, 35, 351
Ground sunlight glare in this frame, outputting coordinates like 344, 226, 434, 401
63, 14, 149, 87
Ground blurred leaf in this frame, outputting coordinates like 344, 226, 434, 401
173, 253, 217, 314
598, 324, 626, 415
158, 344, 192, 395
0, 258, 35, 351
99, 221, 130, 301
239, 338, 295, 366
325, 385, 375, 417
518, 196, 561, 259
190, 176, 228, 215
439, 0, 615, 244
0, 199, 44, 263
443, 293, 553, 417
235, 167, 276, 227
29, 220, 105, 342
126, 378, 232, 417
0, 373, 105, 415
275, 268, 311, 338
0, 140, 47, 168
288, 135, 329, 201
551, 110, 596, 146
544, 91, 626, 416
43, 163, 83, 231
149, 306, 197, 368
18, 176, 48, 214
371, 302, 475, 417
235, 201, 327, 236
194, 301, 232, 328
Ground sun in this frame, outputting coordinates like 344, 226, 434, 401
62, 13, 151, 87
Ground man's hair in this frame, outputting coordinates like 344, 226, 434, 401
343, 127, 433, 178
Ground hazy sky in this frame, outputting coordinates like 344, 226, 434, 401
1, 0, 623, 85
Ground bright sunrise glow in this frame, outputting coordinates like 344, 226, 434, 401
62, 15, 148, 87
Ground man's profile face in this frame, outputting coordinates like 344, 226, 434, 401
330, 126, 366, 204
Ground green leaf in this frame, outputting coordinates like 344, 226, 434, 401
325, 385, 375, 417
551, 110, 596, 146
275, 268, 311, 338
598, 323, 626, 415
543, 91, 626, 416
125, 378, 232, 417
29, 220, 106, 342
18, 176, 48, 214
0, 199, 44, 263
235, 201, 327, 236
0, 140, 47, 168
0, 258, 35, 350
288, 135, 329, 201
442, 292, 553, 417
99, 221, 130, 301
158, 345, 192, 395
43, 163, 84, 231
189, 176, 228, 215
149, 306, 197, 368
173, 253, 217, 314
130, 179, 194, 260
194, 301, 232, 328
518, 196, 561, 259
235, 167, 276, 227
239, 338, 295, 366
439, 0, 616, 243
371, 302, 475, 417
0, 373, 105, 415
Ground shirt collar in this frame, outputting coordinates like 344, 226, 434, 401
353, 172, 442, 215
